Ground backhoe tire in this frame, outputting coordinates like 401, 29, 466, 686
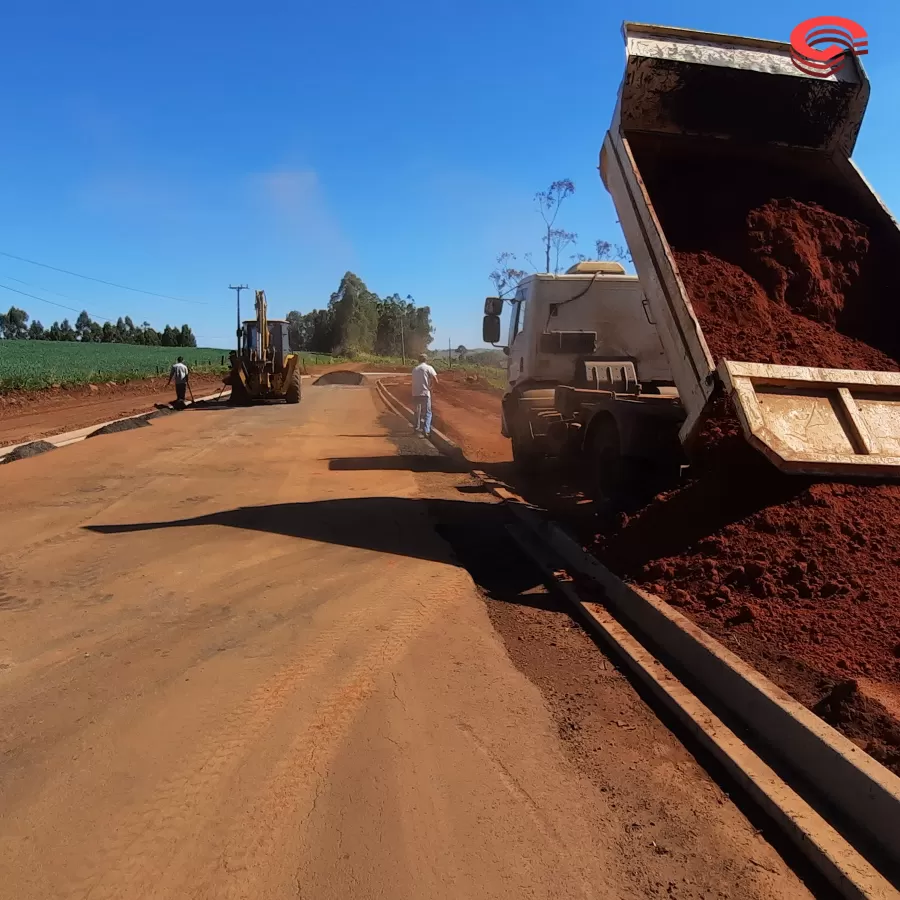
285, 366, 302, 404
227, 378, 251, 407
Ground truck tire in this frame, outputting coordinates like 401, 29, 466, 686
586, 417, 625, 502
285, 366, 302, 404
586, 417, 647, 510
511, 433, 541, 473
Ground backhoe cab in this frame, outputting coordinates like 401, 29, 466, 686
225, 290, 302, 405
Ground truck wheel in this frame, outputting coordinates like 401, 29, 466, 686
587, 420, 649, 510
285, 366, 302, 404
586, 418, 625, 502
511, 433, 541, 473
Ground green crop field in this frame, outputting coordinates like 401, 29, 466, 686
0, 341, 232, 392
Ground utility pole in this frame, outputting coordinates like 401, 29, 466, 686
449, 337, 452, 369
229, 284, 248, 354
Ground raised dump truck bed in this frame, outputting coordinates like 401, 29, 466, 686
600, 22, 900, 478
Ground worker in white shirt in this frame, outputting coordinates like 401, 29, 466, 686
167, 356, 190, 406
411, 353, 438, 436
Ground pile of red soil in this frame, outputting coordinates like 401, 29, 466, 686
594, 404, 900, 769
676, 200, 898, 371
594, 181, 900, 767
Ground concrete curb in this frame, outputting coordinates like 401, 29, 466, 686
374, 379, 465, 462
514, 505, 900, 873
471, 472, 900, 892
0, 387, 231, 459
505, 520, 898, 900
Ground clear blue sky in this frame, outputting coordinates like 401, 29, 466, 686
0, 1, 896, 350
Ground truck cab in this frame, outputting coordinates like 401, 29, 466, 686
484, 261, 676, 467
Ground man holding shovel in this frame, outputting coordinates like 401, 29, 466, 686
167, 356, 191, 408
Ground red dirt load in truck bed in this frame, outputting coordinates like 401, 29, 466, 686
675, 200, 898, 371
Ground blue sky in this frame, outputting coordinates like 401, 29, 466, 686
0, 1, 896, 350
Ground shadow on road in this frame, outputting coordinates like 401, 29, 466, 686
85, 496, 555, 612
327, 455, 464, 474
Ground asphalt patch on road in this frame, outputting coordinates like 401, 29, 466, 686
87, 416, 152, 438
314, 371, 367, 386
1, 440, 56, 464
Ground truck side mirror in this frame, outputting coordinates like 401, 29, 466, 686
482, 314, 501, 344
484, 296, 504, 316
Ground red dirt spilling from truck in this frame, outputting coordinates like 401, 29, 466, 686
675, 200, 899, 371
593, 404, 900, 770
593, 162, 900, 768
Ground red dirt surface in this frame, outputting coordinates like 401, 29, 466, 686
0, 375, 226, 447
395, 371, 900, 769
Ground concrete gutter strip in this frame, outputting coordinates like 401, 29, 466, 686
374, 379, 464, 461
507, 521, 899, 900
516, 506, 900, 872
464, 477, 900, 888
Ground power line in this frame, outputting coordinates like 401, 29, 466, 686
0, 250, 206, 305
3, 273, 110, 312
0, 282, 115, 322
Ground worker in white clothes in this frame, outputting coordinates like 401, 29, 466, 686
167, 356, 190, 405
411, 353, 438, 436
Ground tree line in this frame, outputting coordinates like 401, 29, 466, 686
285, 271, 433, 358
0, 306, 197, 347
490, 178, 632, 298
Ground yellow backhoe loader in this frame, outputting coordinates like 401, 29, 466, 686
225, 290, 302, 404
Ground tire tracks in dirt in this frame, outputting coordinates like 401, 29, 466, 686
180, 595, 442, 900
64, 577, 440, 900
64, 592, 386, 900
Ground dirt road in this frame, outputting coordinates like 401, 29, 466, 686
0, 381, 819, 898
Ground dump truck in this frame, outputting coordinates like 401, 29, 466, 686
225, 290, 302, 404
483, 22, 900, 487
482, 262, 685, 494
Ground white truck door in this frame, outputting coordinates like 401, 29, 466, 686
507, 290, 529, 385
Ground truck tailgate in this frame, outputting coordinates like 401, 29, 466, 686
720, 362, 900, 477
